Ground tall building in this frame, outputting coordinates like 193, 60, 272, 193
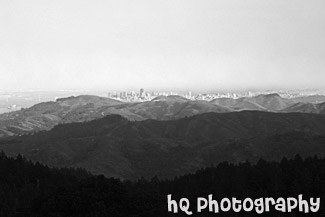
188, 91, 192, 99
140, 88, 144, 97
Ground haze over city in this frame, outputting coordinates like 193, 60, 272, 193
1, 0, 325, 92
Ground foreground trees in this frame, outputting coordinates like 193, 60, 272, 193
0, 151, 324, 216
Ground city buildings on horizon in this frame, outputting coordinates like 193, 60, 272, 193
107, 88, 325, 102
1, 88, 325, 115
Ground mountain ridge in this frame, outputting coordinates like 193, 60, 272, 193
1, 111, 325, 179
1, 94, 325, 138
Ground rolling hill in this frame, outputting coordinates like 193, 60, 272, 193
282, 102, 325, 114
0, 95, 124, 137
210, 93, 294, 111
1, 111, 325, 179
0, 95, 231, 137
1, 93, 325, 139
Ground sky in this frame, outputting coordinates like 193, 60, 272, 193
0, 0, 325, 93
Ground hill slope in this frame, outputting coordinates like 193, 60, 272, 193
282, 102, 325, 114
0, 95, 123, 137
0, 95, 232, 137
1, 111, 325, 179
1, 93, 325, 139
211, 93, 295, 111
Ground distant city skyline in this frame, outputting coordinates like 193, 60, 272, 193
1, 1, 325, 92
1, 88, 325, 115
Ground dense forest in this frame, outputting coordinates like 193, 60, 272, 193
0, 151, 324, 216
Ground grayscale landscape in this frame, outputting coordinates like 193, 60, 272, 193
1, 0, 325, 216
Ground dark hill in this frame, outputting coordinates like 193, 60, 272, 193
1, 111, 325, 179
1, 150, 325, 216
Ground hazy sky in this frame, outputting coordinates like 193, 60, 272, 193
0, 0, 325, 92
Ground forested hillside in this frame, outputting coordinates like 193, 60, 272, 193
0, 152, 324, 216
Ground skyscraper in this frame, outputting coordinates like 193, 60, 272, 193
140, 88, 144, 97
